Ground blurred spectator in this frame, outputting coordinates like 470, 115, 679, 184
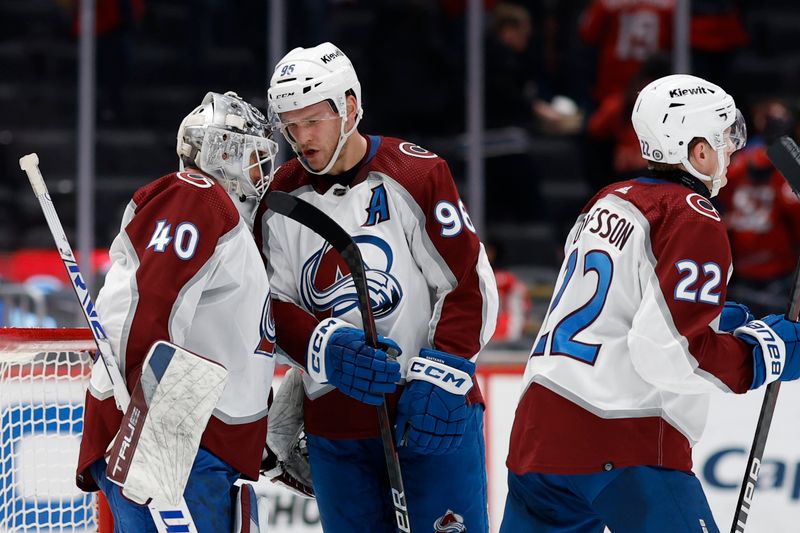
485, 2, 536, 129
486, 240, 531, 344
486, 2, 581, 134
585, 53, 671, 188
749, 98, 796, 148
690, 0, 748, 92
717, 99, 800, 316
483, 2, 580, 224
579, 0, 674, 104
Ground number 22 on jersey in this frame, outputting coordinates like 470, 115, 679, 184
531, 249, 613, 364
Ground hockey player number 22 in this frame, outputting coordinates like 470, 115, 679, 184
531, 249, 613, 364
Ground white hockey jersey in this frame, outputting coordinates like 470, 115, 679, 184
256, 135, 498, 439
508, 177, 754, 475
77, 170, 275, 490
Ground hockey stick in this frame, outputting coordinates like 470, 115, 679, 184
730, 136, 800, 533
19, 153, 198, 533
267, 190, 412, 533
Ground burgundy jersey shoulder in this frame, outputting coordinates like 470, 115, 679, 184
369, 136, 452, 195
131, 170, 239, 235
588, 178, 725, 233
270, 158, 310, 193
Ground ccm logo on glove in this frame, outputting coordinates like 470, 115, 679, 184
309, 318, 346, 381
407, 356, 473, 395
305, 317, 401, 405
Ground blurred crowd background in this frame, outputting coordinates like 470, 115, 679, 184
1, 0, 800, 352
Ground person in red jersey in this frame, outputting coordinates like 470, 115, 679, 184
256, 42, 498, 532
585, 53, 672, 186
76, 91, 279, 532
580, 0, 674, 103
717, 100, 800, 317
501, 74, 800, 532
486, 240, 531, 344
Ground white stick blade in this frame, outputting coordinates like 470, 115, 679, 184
19, 153, 47, 195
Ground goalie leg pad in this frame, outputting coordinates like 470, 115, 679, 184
106, 341, 229, 506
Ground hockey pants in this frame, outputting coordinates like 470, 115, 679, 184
307, 403, 488, 532
89, 447, 239, 533
501, 466, 718, 532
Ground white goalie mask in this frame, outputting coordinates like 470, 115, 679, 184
267, 42, 363, 175
631, 74, 747, 197
176, 91, 278, 201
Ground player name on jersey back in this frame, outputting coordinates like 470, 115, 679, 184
572, 203, 635, 252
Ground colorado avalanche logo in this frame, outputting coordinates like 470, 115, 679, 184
685, 193, 721, 221
433, 509, 466, 532
255, 291, 276, 357
300, 235, 403, 319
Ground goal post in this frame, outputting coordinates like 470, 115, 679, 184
0, 327, 111, 533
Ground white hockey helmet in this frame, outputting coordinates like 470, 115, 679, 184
631, 74, 747, 197
176, 91, 278, 201
267, 42, 363, 175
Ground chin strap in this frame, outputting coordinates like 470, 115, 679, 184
678, 146, 727, 198
288, 99, 364, 176
296, 118, 360, 175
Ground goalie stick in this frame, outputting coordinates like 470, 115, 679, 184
267, 190, 412, 533
19, 153, 199, 533
730, 135, 800, 533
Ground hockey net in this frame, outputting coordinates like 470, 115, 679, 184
0, 328, 109, 532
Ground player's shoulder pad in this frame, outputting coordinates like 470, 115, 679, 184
578, 179, 642, 215
372, 136, 449, 189
270, 158, 309, 193
600, 178, 724, 230
681, 191, 723, 223
133, 170, 239, 233
380, 136, 441, 164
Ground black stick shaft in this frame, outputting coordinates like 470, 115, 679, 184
730, 136, 800, 532
268, 191, 411, 532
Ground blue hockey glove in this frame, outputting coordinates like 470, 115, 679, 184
395, 348, 475, 455
719, 301, 754, 333
307, 318, 401, 405
734, 314, 800, 389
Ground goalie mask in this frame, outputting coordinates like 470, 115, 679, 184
267, 42, 363, 175
631, 74, 747, 197
176, 91, 278, 201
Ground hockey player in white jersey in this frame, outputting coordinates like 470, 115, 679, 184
257, 42, 498, 532
501, 75, 800, 532
76, 91, 278, 532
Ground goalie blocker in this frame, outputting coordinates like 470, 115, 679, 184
105, 341, 229, 506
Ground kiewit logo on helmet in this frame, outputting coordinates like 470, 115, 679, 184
669, 86, 716, 98
320, 49, 344, 64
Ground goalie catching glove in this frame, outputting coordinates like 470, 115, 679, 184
395, 348, 475, 455
261, 444, 313, 499
306, 317, 401, 405
734, 314, 800, 389
261, 368, 314, 499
